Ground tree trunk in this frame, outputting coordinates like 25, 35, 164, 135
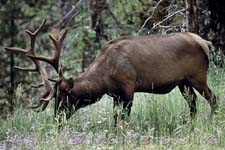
8, 1, 17, 112
208, 0, 225, 53
186, 0, 225, 65
90, 0, 108, 42
186, 0, 199, 33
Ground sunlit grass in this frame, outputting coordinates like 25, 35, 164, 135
1, 65, 225, 149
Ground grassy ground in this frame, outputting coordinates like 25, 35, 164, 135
1, 65, 225, 149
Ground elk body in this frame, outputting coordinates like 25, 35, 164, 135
6, 20, 217, 126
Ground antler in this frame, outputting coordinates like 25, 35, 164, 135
25, 26, 69, 102
27, 28, 69, 73
5, 20, 54, 111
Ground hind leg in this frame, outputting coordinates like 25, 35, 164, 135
188, 74, 218, 115
178, 82, 197, 118
194, 83, 217, 115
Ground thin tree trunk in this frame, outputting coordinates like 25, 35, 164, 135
90, 0, 108, 42
186, 0, 199, 33
9, 2, 16, 112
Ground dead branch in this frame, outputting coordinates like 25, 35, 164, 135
148, 8, 185, 33
138, 0, 164, 33
58, 0, 83, 27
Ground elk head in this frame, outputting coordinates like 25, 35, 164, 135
5, 20, 73, 117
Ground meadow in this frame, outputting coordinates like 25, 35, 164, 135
1, 64, 225, 150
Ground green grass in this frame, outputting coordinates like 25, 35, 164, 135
1, 65, 225, 149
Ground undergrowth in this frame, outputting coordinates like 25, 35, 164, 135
1, 65, 225, 149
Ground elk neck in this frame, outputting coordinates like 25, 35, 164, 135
71, 65, 107, 102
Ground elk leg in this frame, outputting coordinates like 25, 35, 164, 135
121, 88, 134, 121
113, 96, 120, 126
189, 77, 218, 115
122, 100, 133, 120
195, 84, 217, 115
178, 83, 197, 118
113, 93, 133, 126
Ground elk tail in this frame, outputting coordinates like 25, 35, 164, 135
205, 40, 213, 50
188, 33, 211, 61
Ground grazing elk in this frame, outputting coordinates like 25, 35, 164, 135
5, 20, 217, 126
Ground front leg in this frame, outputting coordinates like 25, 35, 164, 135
112, 86, 134, 127
121, 87, 134, 122
113, 96, 133, 127
113, 96, 120, 127
55, 97, 74, 131
122, 100, 133, 121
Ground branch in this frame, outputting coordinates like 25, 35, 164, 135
149, 8, 185, 33
58, 0, 83, 27
138, 0, 164, 33
106, 9, 120, 27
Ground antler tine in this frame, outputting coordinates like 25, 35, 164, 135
14, 66, 38, 72
39, 101, 49, 112
28, 90, 49, 110
4, 47, 29, 54
49, 27, 68, 45
27, 19, 46, 35
59, 27, 69, 43
28, 101, 44, 110
4, 20, 47, 72
26, 27, 69, 73
25, 19, 46, 54
31, 83, 44, 89
5, 20, 46, 55
41, 88, 56, 101
48, 78, 58, 82
26, 53, 59, 73
5, 47, 39, 72
28, 81, 51, 110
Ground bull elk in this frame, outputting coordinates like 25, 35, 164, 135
5, 20, 217, 126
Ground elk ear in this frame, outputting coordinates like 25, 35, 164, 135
67, 78, 74, 89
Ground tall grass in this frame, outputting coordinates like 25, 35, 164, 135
1, 65, 225, 149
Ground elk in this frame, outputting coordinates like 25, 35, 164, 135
5, 20, 217, 126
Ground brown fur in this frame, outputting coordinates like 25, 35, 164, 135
58, 32, 217, 124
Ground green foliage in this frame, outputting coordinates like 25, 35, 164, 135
210, 47, 225, 67
14, 84, 24, 109
62, 26, 98, 76
112, 0, 153, 34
